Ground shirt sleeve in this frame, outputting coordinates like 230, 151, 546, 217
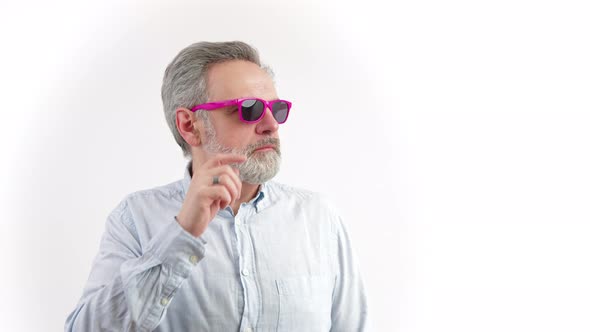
330, 216, 369, 331
64, 199, 206, 332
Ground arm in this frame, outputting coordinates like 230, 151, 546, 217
331, 217, 369, 331
64, 199, 206, 332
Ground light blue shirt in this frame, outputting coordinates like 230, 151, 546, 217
65, 161, 368, 331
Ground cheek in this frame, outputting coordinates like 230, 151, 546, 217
211, 115, 258, 148
223, 128, 255, 149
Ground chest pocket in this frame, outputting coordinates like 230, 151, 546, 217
275, 275, 334, 331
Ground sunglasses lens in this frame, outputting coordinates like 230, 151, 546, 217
271, 101, 290, 123
240, 99, 265, 122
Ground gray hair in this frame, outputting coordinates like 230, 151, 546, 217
161, 41, 275, 159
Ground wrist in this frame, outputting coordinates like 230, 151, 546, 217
175, 214, 205, 238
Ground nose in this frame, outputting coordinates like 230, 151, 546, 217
255, 107, 279, 135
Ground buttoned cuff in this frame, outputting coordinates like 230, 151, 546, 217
144, 217, 207, 279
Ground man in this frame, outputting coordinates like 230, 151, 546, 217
65, 41, 367, 331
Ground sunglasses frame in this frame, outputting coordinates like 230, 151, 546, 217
190, 98, 292, 124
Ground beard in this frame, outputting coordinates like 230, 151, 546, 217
198, 120, 281, 184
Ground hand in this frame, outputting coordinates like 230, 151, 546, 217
176, 154, 246, 237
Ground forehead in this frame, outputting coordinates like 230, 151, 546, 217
206, 60, 277, 101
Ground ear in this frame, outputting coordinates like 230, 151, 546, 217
176, 108, 202, 146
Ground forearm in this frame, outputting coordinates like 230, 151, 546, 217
65, 218, 206, 332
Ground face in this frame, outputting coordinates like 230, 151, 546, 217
196, 60, 282, 184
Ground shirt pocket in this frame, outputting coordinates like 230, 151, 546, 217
274, 275, 334, 331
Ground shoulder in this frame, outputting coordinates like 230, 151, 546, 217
109, 179, 184, 219
127, 179, 184, 203
264, 180, 315, 201
266, 180, 337, 205
265, 180, 342, 229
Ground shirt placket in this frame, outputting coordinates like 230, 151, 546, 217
234, 204, 259, 332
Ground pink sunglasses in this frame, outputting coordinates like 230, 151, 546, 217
190, 98, 292, 124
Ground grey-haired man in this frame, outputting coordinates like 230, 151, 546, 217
65, 41, 367, 332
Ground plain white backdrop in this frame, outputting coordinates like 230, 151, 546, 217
1, 0, 589, 331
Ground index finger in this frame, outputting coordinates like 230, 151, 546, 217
206, 153, 247, 167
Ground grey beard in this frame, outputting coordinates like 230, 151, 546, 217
200, 123, 281, 184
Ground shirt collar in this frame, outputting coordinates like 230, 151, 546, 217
181, 159, 268, 212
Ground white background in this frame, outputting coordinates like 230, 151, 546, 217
1, 0, 589, 331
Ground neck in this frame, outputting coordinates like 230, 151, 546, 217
231, 181, 261, 214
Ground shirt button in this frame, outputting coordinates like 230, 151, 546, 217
160, 297, 169, 306
189, 255, 199, 264
241, 268, 250, 276
245, 328, 253, 332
